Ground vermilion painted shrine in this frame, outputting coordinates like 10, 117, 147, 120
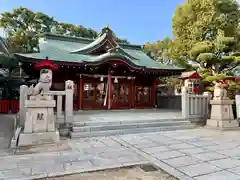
15, 27, 184, 110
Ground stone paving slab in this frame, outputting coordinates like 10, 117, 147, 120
228, 166, 240, 175
0, 137, 150, 179
141, 145, 171, 154
154, 150, 186, 160
192, 152, 227, 161
162, 155, 203, 168
177, 147, 206, 155
3, 129, 240, 179
208, 158, 240, 169
194, 170, 240, 180
115, 129, 240, 180
178, 162, 222, 177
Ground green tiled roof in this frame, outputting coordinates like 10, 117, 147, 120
71, 33, 108, 53
15, 27, 184, 71
16, 42, 91, 63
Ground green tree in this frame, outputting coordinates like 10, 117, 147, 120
0, 37, 18, 74
171, 0, 239, 65
54, 23, 98, 38
0, 7, 130, 55
171, 0, 240, 90
0, 7, 56, 53
144, 37, 173, 63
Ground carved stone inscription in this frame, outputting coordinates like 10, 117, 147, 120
37, 113, 44, 120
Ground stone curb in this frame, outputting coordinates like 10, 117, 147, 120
27, 160, 149, 180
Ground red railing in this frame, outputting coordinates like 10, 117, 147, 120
10, 100, 19, 113
0, 100, 20, 113
0, 100, 10, 113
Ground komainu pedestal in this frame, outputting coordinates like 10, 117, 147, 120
18, 95, 60, 146
206, 83, 239, 130
206, 99, 239, 130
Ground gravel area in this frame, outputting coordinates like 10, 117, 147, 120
41, 166, 178, 180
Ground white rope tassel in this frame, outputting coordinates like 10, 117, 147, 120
104, 78, 108, 106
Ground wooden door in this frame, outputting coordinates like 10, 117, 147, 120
111, 80, 131, 109
82, 81, 107, 109
135, 86, 153, 108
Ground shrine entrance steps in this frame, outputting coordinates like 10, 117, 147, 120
70, 109, 197, 139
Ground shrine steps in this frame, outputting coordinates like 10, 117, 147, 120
70, 119, 197, 139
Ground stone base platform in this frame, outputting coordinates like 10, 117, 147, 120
18, 130, 60, 147
206, 119, 240, 131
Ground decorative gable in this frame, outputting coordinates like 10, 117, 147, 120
179, 71, 201, 79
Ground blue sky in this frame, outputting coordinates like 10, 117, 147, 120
0, 0, 184, 44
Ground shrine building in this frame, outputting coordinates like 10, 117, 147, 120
15, 27, 184, 110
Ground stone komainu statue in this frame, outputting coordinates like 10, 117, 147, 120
213, 82, 228, 100
28, 69, 52, 96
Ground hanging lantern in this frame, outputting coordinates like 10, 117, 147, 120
100, 76, 104, 82
114, 77, 118, 83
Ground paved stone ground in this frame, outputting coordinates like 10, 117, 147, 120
0, 115, 14, 156
2, 129, 240, 179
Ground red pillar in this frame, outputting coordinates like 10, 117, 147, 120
130, 78, 135, 108
78, 75, 83, 110
151, 79, 156, 108
108, 72, 112, 109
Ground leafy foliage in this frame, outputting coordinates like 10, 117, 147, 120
172, 0, 240, 73
145, 0, 240, 93
144, 37, 173, 63
0, 8, 56, 53
0, 7, 130, 54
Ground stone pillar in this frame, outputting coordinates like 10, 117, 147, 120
56, 95, 63, 122
19, 85, 29, 127
181, 86, 189, 119
236, 94, 240, 119
65, 80, 74, 124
